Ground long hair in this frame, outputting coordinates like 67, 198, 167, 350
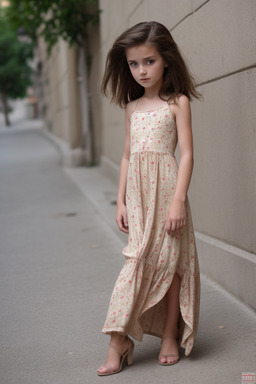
101, 21, 202, 108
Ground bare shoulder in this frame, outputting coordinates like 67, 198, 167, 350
169, 94, 190, 122
177, 94, 190, 108
172, 94, 190, 109
126, 99, 139, 111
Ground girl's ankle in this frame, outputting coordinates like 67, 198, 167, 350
110, 333, 127, 344
162, 331, 179, 341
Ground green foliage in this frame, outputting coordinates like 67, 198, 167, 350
6, 0, 100, 54
0, 14, 33, 99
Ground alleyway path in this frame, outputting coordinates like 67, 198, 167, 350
0, 121, 255, 384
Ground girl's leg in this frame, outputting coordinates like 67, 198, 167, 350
159, 272, 181, 364
97, 333, 132, 374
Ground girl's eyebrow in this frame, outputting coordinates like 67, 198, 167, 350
127, 56, 156, 62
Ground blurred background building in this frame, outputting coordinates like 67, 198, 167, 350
0, 0, 9, 7
35, 4, 101, 166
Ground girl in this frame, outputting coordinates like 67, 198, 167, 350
97, 21, 201, 376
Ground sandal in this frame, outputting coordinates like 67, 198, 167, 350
158, 336, 180, 366
97, 337, 134, 376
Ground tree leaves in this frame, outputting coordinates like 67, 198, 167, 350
6, 0, 100, 55
0, 14, 32, 98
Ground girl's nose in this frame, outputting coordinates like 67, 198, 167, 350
139, 65, 146, 75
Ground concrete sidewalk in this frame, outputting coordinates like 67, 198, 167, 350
0, 122, 255, 384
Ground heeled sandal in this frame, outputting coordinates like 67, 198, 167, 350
158, 336, 180, 366
97, 338, 134, 376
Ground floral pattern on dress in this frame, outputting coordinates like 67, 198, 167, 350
102, 103, 200, 356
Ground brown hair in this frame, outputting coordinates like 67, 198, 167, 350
101, 21, 202, 108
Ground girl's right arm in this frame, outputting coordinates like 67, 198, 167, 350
116, 102, 133, 234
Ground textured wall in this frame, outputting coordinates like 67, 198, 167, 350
99, 0, 256, 255
38, 38, 82, 150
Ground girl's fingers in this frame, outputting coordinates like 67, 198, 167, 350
167, 219, 186, 235
121, 224, 129, 233
123, 212, 128, 227
122, 218, 129, 233
122, 213, 128, 229
116, 216, 123, 230
166, 218, 186, 235
116, 215, 129, 233
171, 222, 177, 233
166, 220, 171, 235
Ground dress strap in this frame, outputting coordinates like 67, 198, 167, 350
129, 98, 140, 122
133, 98, 140, 112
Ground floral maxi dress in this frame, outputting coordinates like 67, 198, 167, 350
102, 101, 200, 356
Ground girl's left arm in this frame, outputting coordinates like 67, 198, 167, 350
166, 95, 194, 235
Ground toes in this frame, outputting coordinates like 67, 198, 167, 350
159, 337, 179, 365
159, 356, 167, 364
167, 356, 179, 364
97, 364, 112, 374
159, 354, 179, 365
97, 366, 107, 374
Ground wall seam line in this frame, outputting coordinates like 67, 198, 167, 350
127, 0, 144, 20
170, 0, 211, 32
195, 231, 256, 262
193, 0, 211, 13
170, 13, 193, 32
196, 64, 256, 87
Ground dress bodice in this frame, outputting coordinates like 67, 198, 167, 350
130, 104, 177, 156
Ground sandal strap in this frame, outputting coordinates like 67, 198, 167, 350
109, 337, 133, 357
101, 363, 114, 373
159, 337, 180, 361
109, 343, 123, 356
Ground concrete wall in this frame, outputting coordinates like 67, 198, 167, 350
99, 0, 256, 310
87, 21, 102, 165
38, 37, 85, 166
37, 5, 102, 167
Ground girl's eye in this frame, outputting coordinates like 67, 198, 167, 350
129, 62, 138, 68
146, 59, 155, 65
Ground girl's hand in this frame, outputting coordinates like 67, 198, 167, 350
116, 203, 129, 234
166, 198, 186, 235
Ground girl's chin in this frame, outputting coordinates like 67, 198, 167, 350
139, 82, 152, 88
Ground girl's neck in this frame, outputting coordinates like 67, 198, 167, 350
143, 82, 168, 101
141, 92, 168, 103
136, 94, 168, 111
143, 84, 163, 100
140, 80, 168, 105
142, 94, 167, 102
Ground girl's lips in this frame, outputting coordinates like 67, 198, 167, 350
141, 78, 150, 81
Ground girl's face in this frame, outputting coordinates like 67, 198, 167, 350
126, 43, 167, 92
